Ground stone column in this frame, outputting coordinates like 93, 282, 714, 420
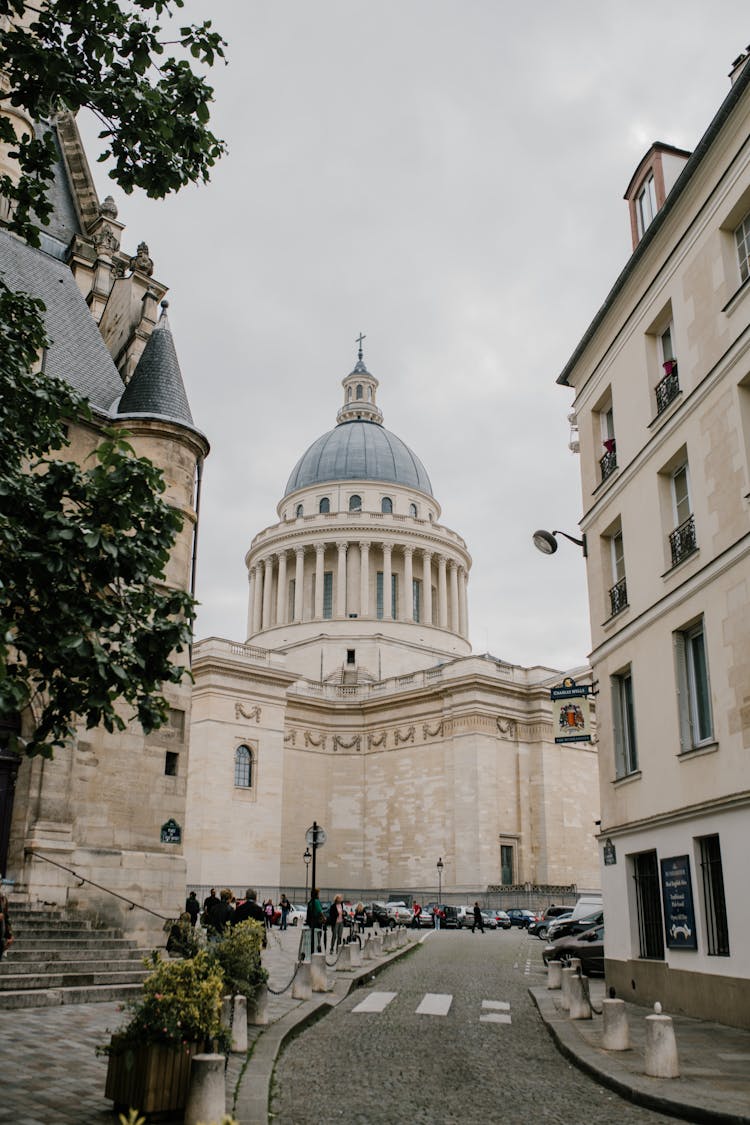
276, 551, 288, 626
438, 555, 448, 629
422, 550, 433, 626
449, 561, 459, 633
382, 543, 393, 620
294, 547, 304, 622
458, 566, 468, 637
402, 546, 414, 621
262, 556, 274, 628
251, 563, 263, 634
359, 541, 370, 617
246, 568, 254, 638
314, 543, 325, 620
336, 542, 347, 617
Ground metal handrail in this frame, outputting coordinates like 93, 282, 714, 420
24, 849, 172, 920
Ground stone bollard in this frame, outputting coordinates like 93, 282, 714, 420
361, 936, 373, 961
292, 958, 312, 1000
336, 942, 352, 969
560, 966, 575, 1012
371, 934, 383, 957
184, 1054, 225, 1125
547, 961, 562, 990
601, 998, 629, 1050
310, 951, 327, 991
568, 973, 592, 1020
399, 927, 408, 947
349, 939, 362, 967
221, 994, 248, 1051
645, 1012, 680, 1077
247, 983, 269, 1027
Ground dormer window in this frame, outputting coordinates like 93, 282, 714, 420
624, 144, 690, 251
636, 173, 657, 238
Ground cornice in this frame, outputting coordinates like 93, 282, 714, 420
598, 788, 750, 839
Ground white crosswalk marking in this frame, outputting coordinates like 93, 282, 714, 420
352, 991, 397, 1013
480, 1012, 512, 1024
481, 999, 512, 1024
416, 992, 453, 1016
482, 1000, 510, 1011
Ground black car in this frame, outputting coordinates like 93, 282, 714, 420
543, 924, 604, 975
423, 903, 459, 927
364, 901, 395, 929
505, 908, 537, 928
546, 909, 604, 943
529, 905, 572, 940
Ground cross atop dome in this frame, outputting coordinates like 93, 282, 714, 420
337, 335, 383, 425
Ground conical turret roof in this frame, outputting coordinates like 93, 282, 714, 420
117, 302, 194, 425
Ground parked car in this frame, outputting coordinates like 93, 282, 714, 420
481, 911, 497, 930
529, 905, 573, 940
493, 910, 512, 930
546, 909, 604, 944
286, 904, 306, 926
455, 905, 472, 928
543, 924, 604, 975
386, 902, 413, 926
505, 908, 537, 928
364, 901, 395, 928
423, 903, 459, 927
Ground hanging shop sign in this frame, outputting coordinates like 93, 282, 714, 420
550, 677, 592, 743
660, 855, 698, 950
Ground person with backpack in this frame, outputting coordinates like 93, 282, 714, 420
306, 888, 325, 953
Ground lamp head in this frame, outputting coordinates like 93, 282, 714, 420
533, 529, 558, 555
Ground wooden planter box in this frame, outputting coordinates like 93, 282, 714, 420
105, 1039, 200, 1118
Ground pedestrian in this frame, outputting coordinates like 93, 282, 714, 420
306, 888, 325, 953
185, 890, 200, 927
166, 912, 193, 956
232, 888, 266, 926
279, 893, 290, 930
0, 889, 12, 960
354, 901, 367, 933
263, 898, 274, 929
206, 887, 234, 941
433, 905, 442, 930
411, 902, 422, 929
201, 887, 218, 927
328, 894, 345, 952
472, 901, 485, 933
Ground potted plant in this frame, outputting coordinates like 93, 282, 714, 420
207, 920, 268, 1037
102, 950, 229, 1117
663, 358, 678, 376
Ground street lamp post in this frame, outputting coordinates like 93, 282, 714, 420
437, 856, 444, 903
303, 846, 312, 900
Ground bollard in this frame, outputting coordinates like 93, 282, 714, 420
547, 961, 562, 990
336, 943, 352, 970
361, 935, 373, 961
292, 958, 312, 1000
310, 951, 327, 991
371, 934, 383, 957
568, 973, 592, 1020
247, 983, 269, 1027
221, 994, 248, 1051
602, 998, 629, 1050
349, 939, 362, 967
645, 1013, 680, 1077
560, 966, 575, 1011
184, 1054, 225, 1125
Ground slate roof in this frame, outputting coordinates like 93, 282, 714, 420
116, 306, 194, 426
284, 419, 433, 497
0, 231, 124, 410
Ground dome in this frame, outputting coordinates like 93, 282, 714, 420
284, 419, 433, 497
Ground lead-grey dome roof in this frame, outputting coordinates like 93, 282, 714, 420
284, 419, 433, 497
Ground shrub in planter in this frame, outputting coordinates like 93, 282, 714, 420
208, 920, 268, 999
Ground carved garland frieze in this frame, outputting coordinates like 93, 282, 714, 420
394, 725, 415, 745
496, 717, 516, 739
304, 730, 326, 749
283, 730, 296, 745
235, 703, 261, 723
368, 730, 388, 749
422, 721, 444, 740
332, 734, 362, 753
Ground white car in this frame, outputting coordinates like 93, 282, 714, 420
385, 902, 413, 926
286, 904, 307, 926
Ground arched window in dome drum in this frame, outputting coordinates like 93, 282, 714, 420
234, 744, 253, 788
295, 503, 304, 518
349, 494, 362, 511
356, 384, 363, 399
381, 496, 393, 514
409, 502, 418, 518
347, 387, 351, 402
319, 497, 330, 514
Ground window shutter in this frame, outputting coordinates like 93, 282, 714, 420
611, 679, 625, 777
673, 631, 693, 752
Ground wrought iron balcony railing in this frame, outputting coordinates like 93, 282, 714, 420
599, 444, 617, 482
655, 365, 680, 415
669, 513, 697, 567
608, 576, 628, 617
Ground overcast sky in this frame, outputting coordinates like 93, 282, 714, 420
84, 1, 749, 671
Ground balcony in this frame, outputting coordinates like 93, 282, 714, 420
608, 576, 628, 618
655, 361, 680, 415
669, 513, 697, 568
599, 440, 617, 482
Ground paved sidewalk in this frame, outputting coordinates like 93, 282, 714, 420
531, 978, 750, 1124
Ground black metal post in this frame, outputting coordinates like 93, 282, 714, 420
311, 820, 319, 900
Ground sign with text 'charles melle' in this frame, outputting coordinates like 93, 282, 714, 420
550, 677, 592, 743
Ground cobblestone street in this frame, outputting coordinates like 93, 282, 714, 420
271, 929, 688, 1125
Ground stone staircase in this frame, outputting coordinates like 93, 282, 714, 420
0, 905, 151, 1009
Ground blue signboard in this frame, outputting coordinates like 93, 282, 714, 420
660, 855, 697, 950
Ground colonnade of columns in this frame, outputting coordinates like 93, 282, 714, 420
246, 541, 469, 638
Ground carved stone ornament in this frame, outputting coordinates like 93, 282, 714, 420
93, 225, 119, 254
129, 240, 154, 276
367, 730, 387, 749
303, 730, 326, 749
422, 721, 444, 740
235, 703, 261, 723
394, 725, 415, 745
496, 717, 516, 739
99, 194, 118, 219
283, 730, 296, 745
332, 734, 361, 753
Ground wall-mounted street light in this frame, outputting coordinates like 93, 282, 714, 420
303, 846, 312, 899
532, 529, 587, 557
436, 856, 444, 903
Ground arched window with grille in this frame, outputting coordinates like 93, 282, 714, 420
409, 502, 418, 518
295, 503, 304, 518
234, 744, 253, 788
349, 494, 362, 511
381, 496, 393, 514
319, 497, 330, 514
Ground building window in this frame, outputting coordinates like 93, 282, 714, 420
295, 503, 304, 518
674, 618, 713, 749
349, 494, 362, 512
356, 383, 363, 400
431, 585, 438, 625
409, 502, 418, 518
322, 571, 333, 620
669, 463, 697, 566
608, 530, 628, 617
611, 667, 638, 777
636, 173, 657, 238
319, 497, 330, 514
735, 211, 750, 282
654, 323, 680, 415
698, 835, 729, 956
288, 578, 295, 621
412, 578, 421, 623
164, 751, 178, 776
376, 572, 397, 619
599, 403, 617, 482
381, 496, 393, 514
234, 744, 253, 788
633, 850, 664, 960
346, 648, 355, 665
500, 844, 514, 885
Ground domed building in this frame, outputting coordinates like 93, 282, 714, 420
186, 349, 600, 898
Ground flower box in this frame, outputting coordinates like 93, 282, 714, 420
105, 1038, 199, 1116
